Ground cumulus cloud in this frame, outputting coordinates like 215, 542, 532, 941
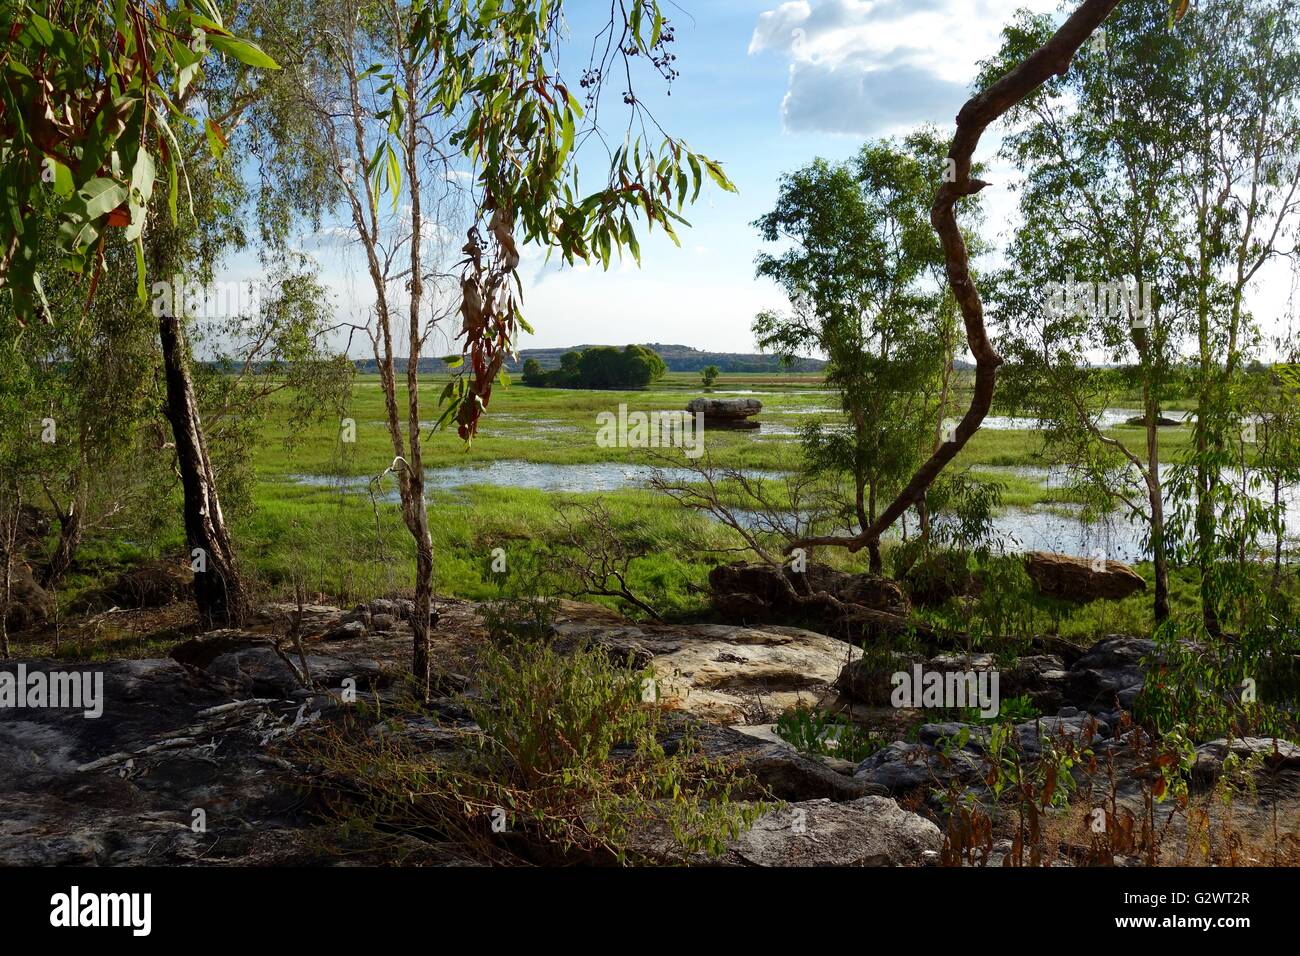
750, 0, 1059, 136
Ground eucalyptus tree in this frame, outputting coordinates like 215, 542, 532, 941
284, 0, 736, 697
3, 1, 353, 627
988, 0, 1189, 623
753, 129, 965, 573
1160, 0, 1300, 635
0, 202, 166, 588
776, 0, 1123, 564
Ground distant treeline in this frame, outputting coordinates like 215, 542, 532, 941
522, 345, 666, 389
348, 344, 825, 375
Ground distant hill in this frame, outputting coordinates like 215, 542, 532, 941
511, 343, 826, 373
351, 345, 824, 375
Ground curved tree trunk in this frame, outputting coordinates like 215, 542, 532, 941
787, 0, 1123, 557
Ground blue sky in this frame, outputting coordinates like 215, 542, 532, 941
509, 0, 1060, 355
260, 0, 1294, 359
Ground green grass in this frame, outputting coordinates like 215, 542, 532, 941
44, 369, 1213, 640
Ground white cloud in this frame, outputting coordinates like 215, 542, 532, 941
751, 0, 1060, 136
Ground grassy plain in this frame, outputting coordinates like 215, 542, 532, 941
211, 370, 1199, 639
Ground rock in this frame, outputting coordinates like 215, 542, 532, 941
835, 650, 1067, 711
707, 562, 917, 643
170, 631, 389, 697
1012, 713, 1109, 754
855, 741, 984, 794
835, 653, 910, 706
256, 603, 347, 631
725, 796, 941, 867
1002, 654, 1069, 712
903, 551, 973, 608
1025, 551, 1146, 603
709, 561, 909, 615
67, 559, 192, 614
323, 620, 368, 642
1193, 737, 1300, 780
556, 619, 859, 725
103, 560, 191, 609
1124, 415, 1182, 427
686, 397, 762, 424
0, 658, 329, 865
1066, 635, 1156, 711
1, 561, 54, 632
657, 717, 880, 802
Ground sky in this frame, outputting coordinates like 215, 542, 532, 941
241, 0, 1296, 361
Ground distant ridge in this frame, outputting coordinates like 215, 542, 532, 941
512, 343, 825, 373
351, 344, 825, 374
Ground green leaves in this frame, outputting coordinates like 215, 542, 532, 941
205, 118, 229, 160
124, 149, 156, 243
0, 0, 282, 312
208, 35, 281, 70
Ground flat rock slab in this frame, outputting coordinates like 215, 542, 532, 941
727, 796, 941, 867
1194, 737, 1300, 779
0, 658, 327, 865
555, 619, 859, 724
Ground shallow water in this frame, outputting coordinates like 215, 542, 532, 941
291, 460, 787, 499
290, 445, 1298, 561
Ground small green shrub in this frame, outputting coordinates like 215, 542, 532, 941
774, 702, 886, 763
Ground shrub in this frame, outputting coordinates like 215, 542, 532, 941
302, 639, 764, 864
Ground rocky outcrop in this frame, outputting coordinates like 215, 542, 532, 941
1025, 551, 1146, 603
707, 561, 921, 646
903, 551, 974, 607
71, 559, 192, 612
1124, 414, 1183, 427
554, 616, 859, 724
1193, 737, 1300, 780
836, 650, 1069, 712
1065, 635, 1155, 711
0, 657, 328, 865
722, 796, 941, 866
2, 561, 54, 632
686, 397, 762, 428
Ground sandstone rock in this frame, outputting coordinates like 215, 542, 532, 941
0, 658, 326, 865
1193, 737, 1300, 780
854, 741, 984, 794
903, 551, 973, 607
725, 796, 941, 867
72, 559, 191, 612
1124, 415, 1182, 427
1025, 551, 1146, 603
1, 561, 54, 632
555, 618, 859, 724
707, 562, 918, 644
1065, 635, 1156, 711
323, 620, 368, 642
686, 397, 762, 423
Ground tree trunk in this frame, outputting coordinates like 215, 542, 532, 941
1143, 386, 1169, 624
158, 307, 248, 628
44, 489, 84, 587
